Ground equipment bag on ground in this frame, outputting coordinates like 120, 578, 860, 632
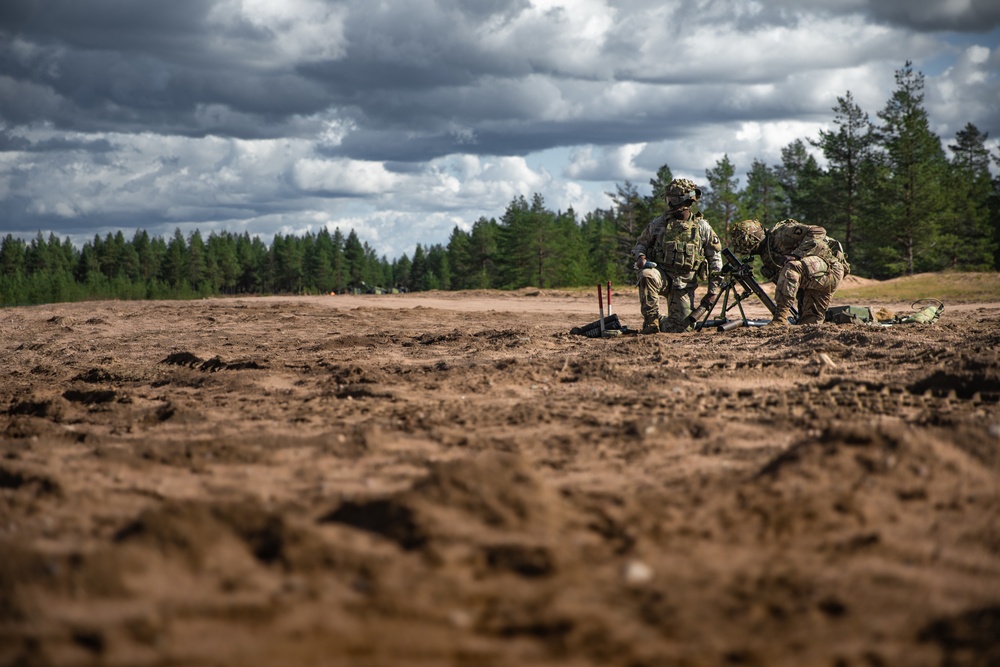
825, 305, 874, 325
570, 314, 629, 337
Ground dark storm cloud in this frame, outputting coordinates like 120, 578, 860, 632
321, 111, 715, 163
0, 0, 541, 144
0, 0, 332, 139
867, 0, 1000, 32
0, 131, 115, 154
0, 1, 215, 55
0, 23, 332, 139
697, 0, 1000, 33
2, 0, 997, 153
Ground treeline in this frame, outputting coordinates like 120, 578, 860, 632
0, 197, 621, 305
0, 227, 400, 305
1, 62, 998, 306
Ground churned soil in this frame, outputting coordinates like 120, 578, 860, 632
1, 286, 998, 667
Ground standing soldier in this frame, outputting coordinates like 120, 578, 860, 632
632, 178, 723, 333
730, 218, 849, 327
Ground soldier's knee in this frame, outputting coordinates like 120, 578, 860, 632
781, 259, 805, 277
638, 268, 662, 288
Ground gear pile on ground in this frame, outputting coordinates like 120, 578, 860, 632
1, 291, 998, 667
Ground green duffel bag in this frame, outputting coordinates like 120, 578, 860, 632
825, 305, 874, 325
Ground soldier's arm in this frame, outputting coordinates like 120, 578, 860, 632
701, 221, 723, 274
700, 219, 724, 291
759, 235, 786, 278
632, 220, 657, 261
760, 257, 779, 280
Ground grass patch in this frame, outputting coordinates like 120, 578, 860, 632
837, 272, 1000, 303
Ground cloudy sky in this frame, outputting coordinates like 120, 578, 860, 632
1, 0, 998, 259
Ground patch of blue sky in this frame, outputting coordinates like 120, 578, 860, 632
920, 27, 1000, 76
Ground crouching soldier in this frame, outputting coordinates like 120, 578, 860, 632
632, 178, 723, 333
730, 218, 849, 327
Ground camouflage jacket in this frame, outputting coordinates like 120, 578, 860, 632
633, 212, 723, 284
755, 220, 838, 276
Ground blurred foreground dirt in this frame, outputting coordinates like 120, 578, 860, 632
1, 288, 999, 667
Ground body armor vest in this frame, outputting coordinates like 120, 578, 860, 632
655, 216, 703, 272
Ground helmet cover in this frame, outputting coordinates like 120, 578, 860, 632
731, 219, 765, 255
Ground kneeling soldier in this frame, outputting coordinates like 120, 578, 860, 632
632, 179, 723, 333
730, 218, 849, 326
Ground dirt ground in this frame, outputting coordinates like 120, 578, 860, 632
1, 284, 999, 667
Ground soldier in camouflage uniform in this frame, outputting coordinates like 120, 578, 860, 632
731, 218, 849, 327
632, 179, 723, 333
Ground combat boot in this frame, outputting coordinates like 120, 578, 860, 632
765, 307, 792, 328
641, 314, 661, 334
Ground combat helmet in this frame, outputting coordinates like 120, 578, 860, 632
664, 178, 701, 209
731, 219, 765, 255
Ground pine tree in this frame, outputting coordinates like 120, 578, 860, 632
944, 123, 996, 270
703, 155, 740, 248
871, 61, 949, 276
271, 233, 305, 293
777, 139, 826, 226
161, 229, 188, 289
409, 244, 428, 292
343, 230, 366, 290
132, 230, 159, 282
187, 230, 208, 292
25, 232, 50, 276
0, 235, 26, 279
446, 226, 473, 290
527, 193, 559, 288
309, 228, 337, 293
424, 244, 449, 290
208, 231, 241, 294
582, 208, 624, 286
496, 195, 535, 288
392, 254, 412, 291
606, 181, 647, 274
992, 152, 1000, 270
740, 159, 785, 227
551, 207, 587, 286
814, 92, 878, 261
116, 231, 140, 283
360, 242, 384, 289
468, 217, 499, 289
329, 228, 347, 293
647, 165, 674, 219
0, 235, 27, 305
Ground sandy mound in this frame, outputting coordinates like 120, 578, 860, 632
840, 273, 880, 288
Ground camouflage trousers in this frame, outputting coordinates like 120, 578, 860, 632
774, 257, 846, 325
638, 267, 696, 333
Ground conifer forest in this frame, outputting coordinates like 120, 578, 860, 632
2, 63, 998, 306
